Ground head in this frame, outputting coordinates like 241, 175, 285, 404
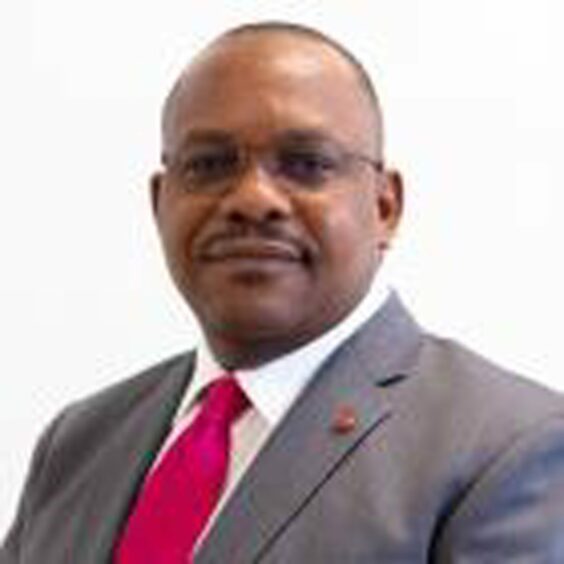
151, 22, 403, 368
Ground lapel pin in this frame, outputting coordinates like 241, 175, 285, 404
331, 404, 357, 434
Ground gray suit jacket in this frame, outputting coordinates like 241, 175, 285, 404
3, 294, 564, 563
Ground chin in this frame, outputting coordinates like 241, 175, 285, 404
186, 271, 313, 332
208, 304, 302, 339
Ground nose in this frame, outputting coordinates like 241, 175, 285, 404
216, 165, 292, 225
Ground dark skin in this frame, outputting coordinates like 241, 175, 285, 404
151, 32, 403, 369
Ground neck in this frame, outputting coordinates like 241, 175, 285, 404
204, 330, 319, 370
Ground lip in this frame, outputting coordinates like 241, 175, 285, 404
199, 237, 305, 263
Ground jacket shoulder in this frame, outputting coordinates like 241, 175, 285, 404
418, 334, 563, 417
24, 353, 194, 509
403, 334, 564, 467
62, 352, 194, 426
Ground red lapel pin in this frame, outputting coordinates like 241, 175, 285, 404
331, 404, 358, 434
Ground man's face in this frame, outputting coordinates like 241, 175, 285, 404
152, 34, 401, 367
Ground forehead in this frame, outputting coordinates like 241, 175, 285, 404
163, 34, 380, 155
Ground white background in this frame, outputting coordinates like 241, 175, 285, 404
1, 0, 563, 535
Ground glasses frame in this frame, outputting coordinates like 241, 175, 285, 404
163, 135, 384, 195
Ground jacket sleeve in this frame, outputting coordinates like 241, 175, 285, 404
0, 411, 68, 564
434, 414, 564, 563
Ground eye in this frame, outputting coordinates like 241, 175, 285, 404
278, 148, 339, 186
179, 148, 239, 185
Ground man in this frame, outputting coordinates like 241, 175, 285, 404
2, 22, 564, 563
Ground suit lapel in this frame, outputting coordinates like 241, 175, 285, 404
197, 294, 422, 564
74, 355, 194, 564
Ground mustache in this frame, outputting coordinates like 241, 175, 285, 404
194, 224, 316, 263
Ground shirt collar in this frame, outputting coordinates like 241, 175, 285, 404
174, 268, 391, 428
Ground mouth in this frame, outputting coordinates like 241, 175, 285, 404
198, 236, 307, 264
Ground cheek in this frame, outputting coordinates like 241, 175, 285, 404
156, 193, 215, 273
303, 189, 378, 263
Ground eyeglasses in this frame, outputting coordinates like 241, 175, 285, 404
164, 133, 383, 194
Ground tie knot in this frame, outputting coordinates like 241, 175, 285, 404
200, 375, 249, 425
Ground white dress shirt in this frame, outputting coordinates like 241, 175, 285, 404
154, 270, 391, 550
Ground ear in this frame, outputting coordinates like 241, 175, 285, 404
150, 171, 164, 218
376, 168, 404, 249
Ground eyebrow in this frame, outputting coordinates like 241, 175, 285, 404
176, 127, 339, 148
273, 129, 339, 146
176, 130, 236, 147
162, 130, 234, 165
162, 127, 352, 166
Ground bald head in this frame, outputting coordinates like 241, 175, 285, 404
161, 23, 384, 161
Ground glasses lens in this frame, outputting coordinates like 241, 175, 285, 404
177, 145, 240, 190
275, 145, 341, 187
169, 135, 375, 192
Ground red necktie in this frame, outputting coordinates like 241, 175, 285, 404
114, 375, 249, 564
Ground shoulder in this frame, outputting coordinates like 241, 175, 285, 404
25, 352, 194, 496
411, 337, 564, 559
2, 353, 195, 557
415, 334, 564, 422
49, 351, 194, 445
63, 352, 193, 422
396, 333, 564, 481
351, 294, 564, 454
